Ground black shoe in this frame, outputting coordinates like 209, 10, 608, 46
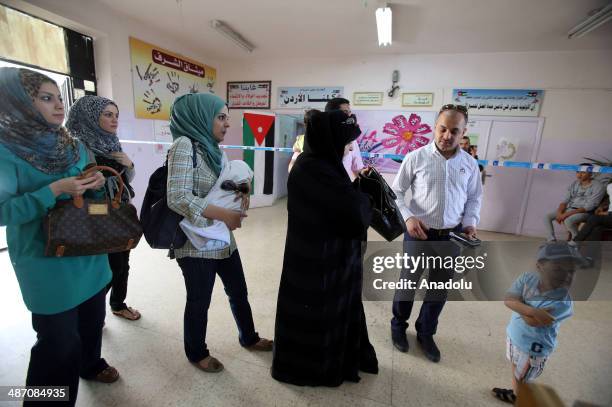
417, 334, 440, 363
391, 329, 409, 353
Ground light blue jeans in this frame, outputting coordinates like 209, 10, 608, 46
544, 211, 590, 240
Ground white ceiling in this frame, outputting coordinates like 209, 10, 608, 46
98, 0, 612, 60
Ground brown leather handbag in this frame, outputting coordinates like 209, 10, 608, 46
44, 165, 143, 257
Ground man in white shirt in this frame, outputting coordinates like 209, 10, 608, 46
390, 104, 483, 362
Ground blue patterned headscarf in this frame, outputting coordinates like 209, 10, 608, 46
66, 95, 122, 158
0, 67, 79, 174
170, 93, 226, 176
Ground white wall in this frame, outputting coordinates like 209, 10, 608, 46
221, 50, 612, 237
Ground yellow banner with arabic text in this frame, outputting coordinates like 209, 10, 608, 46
129, 37, 217, 120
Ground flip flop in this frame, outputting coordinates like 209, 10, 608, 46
112, 306, 141, 321
492, 387, 516, 404
246, 338, 273, 351
94, 366, 120, 383
193, 356, 224, 373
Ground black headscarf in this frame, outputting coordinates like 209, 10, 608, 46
303, 110, 361, 178
289, 109, 370, 239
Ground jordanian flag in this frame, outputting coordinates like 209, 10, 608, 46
242, 112, 275, 195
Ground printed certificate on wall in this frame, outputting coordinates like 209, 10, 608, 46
353, 92, 384, 106
401, 93, 434, 107
227, 81, 271, 109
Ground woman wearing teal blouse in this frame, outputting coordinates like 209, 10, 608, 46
0, 68, 119, 406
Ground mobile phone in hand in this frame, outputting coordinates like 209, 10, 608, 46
449, 231, 481, 247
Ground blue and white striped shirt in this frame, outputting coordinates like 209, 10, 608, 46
392, 142, 483, 229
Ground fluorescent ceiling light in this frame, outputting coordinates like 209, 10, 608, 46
376, 6, 392, 46
568, 2, 612, 39
210, 20, 255, 53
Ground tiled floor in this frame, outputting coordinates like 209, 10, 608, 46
1, 200, 611, 406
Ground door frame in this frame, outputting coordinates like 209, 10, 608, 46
471, 115, 545, 235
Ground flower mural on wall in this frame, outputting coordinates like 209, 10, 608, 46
357, 129, 384, 168
353, 110, 436, 173
381, 114, 432, 156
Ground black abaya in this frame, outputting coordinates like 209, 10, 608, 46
271, 110, 378, 386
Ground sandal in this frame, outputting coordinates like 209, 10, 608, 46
246, 338, 273, 351
492, 388, 516, 404
94, 366, 120, 383
112, 306, 141, 321
193, 356, 224, 373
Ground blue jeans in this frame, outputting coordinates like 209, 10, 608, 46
177, 250, 260, 363
391, 226, 461, 336
25, 289, 108, 407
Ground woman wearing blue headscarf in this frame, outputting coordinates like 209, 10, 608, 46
67, 95, 141, 322
0, 67, 120, 406
167, 93, 272, 373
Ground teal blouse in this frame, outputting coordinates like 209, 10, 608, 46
0, 142, 111, 315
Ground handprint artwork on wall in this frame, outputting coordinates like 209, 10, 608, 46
166, 72, 180, 94
136, 63, 160, 87
143, 89, 162, 114
189, 83, 199, 94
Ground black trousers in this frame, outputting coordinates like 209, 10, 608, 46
391, 226, 461, 336
106, 250, 131, 311
574, 213, 612, 241
25, 289, 108, 407
177, 250, 259, 363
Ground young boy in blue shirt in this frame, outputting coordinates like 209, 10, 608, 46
492, 242, 585, 404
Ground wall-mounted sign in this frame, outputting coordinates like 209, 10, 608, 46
401, 93, 434, 107
227, 81, 271, 109
353, 92, 384, 106
452, 89, 544, 117
277, 86, 344, 109
129, 37, 217, 120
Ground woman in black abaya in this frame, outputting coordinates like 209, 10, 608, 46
271, 109, 378, 387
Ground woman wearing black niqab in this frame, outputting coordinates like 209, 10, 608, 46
271, 109, 378, 386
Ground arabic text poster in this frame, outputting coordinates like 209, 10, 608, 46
277, 87, 344, 109
354, 110, 436, 173
227, 81, 271, 109
452, 89, 543, 117
129, 37, 217, 120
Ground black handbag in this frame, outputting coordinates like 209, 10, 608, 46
357, 167, 407, 241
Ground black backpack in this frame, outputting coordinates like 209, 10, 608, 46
140, 140, 197, 258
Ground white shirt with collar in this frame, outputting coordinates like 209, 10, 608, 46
391, 142, 483, 229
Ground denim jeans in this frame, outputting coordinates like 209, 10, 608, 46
177, 250, 259, 362
391, 226, 461, 336
544, 211, 589, 240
